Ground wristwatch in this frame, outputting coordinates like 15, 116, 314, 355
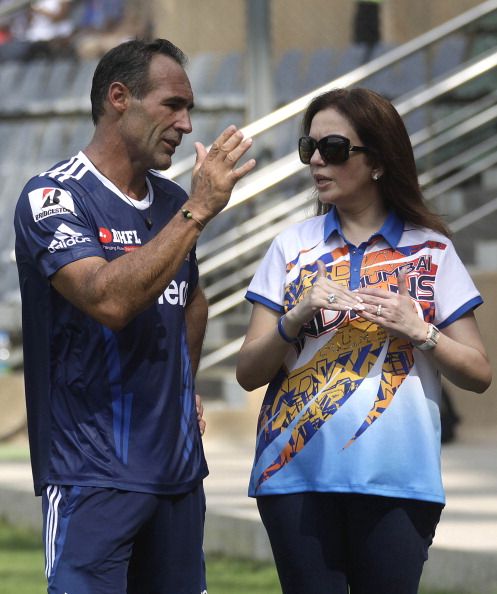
415, 323, 440, 351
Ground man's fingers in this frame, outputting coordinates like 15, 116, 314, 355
209, 127, 255, 167
189, 126, 255, 216
193, 126, 238, 169
195, 394, 206, 436
215, 136, 254, 175
232, 157, 257, 180
194, 141, 207, 161
193, 142, 208, 174
209, 125, 241, 155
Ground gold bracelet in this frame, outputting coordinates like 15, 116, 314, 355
181, 207, 205, 230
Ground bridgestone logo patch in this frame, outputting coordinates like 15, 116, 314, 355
28, 187, 75, 222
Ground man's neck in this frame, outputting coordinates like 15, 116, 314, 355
83, 143, 148, 201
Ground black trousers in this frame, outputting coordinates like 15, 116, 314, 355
257, 492, 443, 594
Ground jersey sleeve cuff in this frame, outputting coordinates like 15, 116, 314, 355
438, 296, 483, 329
245, 291, 284, 313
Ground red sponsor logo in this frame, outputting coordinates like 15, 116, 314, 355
99, 227, 113, 243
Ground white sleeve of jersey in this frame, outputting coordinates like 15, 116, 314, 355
246, 235, 287, 311
434, 239, 481, 327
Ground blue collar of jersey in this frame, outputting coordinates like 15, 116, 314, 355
323, 207, 404, 248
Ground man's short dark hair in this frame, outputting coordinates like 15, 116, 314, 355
90, 38, 188, 124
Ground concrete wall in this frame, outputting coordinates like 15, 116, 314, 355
148, 0, 483, 59
383, 0, 484, 44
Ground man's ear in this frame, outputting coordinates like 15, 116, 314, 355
107, 81, 130, 115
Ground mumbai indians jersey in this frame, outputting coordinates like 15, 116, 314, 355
14, 152, 208, 496
246, 208, 482, 504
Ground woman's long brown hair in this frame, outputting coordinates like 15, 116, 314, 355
301, 88, 451, 236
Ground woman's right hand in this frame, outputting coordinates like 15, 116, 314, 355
285, 260, 365, 329
237, 261, 365, 391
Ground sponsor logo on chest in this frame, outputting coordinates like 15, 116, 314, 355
98, 227, 143, 252
99, 227, 142, 245
158, 280, 189, 307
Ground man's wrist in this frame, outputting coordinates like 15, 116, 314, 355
180, 207, 206, 230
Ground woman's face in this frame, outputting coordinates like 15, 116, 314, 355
308, 107, 382, 211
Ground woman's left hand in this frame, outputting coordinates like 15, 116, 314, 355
356, 271, 428, 343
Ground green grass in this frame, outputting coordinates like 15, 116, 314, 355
0, 519, 463, 594
0, 443, 30, 462
206, 555, 465, 594
206, 555, 282, 594
0, 520, 45, 594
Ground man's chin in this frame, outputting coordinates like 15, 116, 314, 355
153, 154, 173, 171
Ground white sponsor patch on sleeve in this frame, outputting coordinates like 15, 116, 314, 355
28, 187, 76, 222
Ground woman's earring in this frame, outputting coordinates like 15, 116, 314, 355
372, 172, 380, 181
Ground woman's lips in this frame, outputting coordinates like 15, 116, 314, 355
314, 174, 333, 188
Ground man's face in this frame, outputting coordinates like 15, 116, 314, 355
122, 54, 194, 171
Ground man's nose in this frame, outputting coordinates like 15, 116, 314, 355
176, 109, 193, 134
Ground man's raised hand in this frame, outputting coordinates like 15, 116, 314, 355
188, 126, 256, 225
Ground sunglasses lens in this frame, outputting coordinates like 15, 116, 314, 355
320, 137, 350, 164
298, 135, 351, 165
298, 137, 316, 164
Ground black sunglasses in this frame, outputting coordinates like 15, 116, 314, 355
298, 134, 370, 165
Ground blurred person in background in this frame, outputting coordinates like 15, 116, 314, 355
23, 0, 77, 59
0, 0, 31, 60
236, 87, 491, 594
352, 0, 383, 62
14, 37, 255, 594
77, 0, 124, 31
0, 12, 12, 44
72, 0, 140, 59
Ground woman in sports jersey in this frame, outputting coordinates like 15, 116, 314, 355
237, 88, 491, 594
